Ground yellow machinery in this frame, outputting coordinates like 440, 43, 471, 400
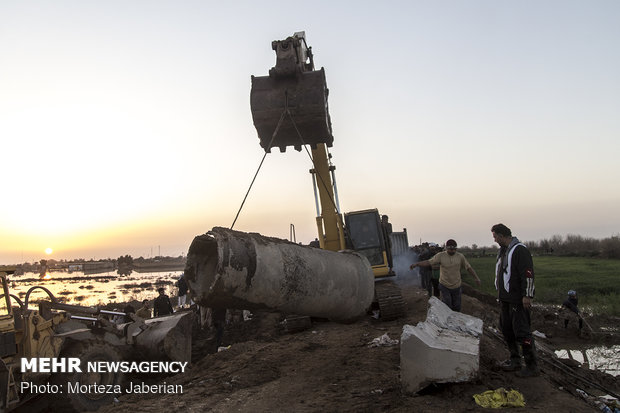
0, 265, 192, 412
250, 32, 406, 319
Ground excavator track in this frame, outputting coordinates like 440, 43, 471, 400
375, 281, 406, 320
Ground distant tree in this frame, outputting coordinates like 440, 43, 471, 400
117, 255, 134, 266
600, 235, 620, 259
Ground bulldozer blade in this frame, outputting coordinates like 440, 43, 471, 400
250, 68, 333, 152
184, 227, 374, 322
134, 311, 193, 362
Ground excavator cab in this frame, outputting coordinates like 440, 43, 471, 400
250, 32, 333, 152
343, 210, 406, 320
344, 210, 393, 278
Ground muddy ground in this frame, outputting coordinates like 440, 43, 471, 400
90, 282, 620, 413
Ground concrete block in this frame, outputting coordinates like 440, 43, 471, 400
400, 298, 483, 394
425, 296, 483, 337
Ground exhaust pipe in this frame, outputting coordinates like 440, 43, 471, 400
184, 227, 374, 322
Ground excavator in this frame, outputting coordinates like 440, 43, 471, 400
250, 32, 408, 319
0, 265, 192, 412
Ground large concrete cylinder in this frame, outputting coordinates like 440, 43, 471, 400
184, 227, 374, 322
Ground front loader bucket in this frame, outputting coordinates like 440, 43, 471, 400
250, 68, 333, 152
134, 311, 193, 363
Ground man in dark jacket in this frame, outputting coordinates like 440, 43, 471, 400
153, 287, 174, 317
418, 243, 433, 297
492, 223, 539, 377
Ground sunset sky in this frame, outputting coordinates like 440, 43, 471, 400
1, 1, 619, 264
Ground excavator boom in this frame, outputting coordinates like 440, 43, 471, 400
232, 32, 407, 320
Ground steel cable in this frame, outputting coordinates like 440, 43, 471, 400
231, 89, 337, 230
286, 110, 338, 213
230, 100, 288, 230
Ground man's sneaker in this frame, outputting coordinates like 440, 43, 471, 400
515, 366, 540, 377
499, 359, 522, 372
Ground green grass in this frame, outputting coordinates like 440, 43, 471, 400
467, 256, 620, 316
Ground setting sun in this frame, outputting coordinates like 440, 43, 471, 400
45, 248, 53, 255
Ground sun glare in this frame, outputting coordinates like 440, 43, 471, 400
45, 247, 53, 255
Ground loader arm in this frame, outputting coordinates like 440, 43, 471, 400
249, 32, 402, 279
250, 32, 344, 250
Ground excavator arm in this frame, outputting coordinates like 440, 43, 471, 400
309, 144, 345, 251
249, 32, 403, 282
250, 32, 343, 250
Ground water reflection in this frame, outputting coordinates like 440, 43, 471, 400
10, 270, 182, 308
555, 345, 620, 376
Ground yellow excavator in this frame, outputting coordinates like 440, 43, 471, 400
250, 32, 407, 319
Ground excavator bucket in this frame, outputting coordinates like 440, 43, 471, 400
250, 32, 333, 152
251, 69, 333, 152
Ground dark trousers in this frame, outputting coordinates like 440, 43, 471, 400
420, 268, 432, 297
430, 278, 440, 298
213, 308, 227, 350
500, 300, 537, 366
499, 301, 532, 343
439, 284, 462, 312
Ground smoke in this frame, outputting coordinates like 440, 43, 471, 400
392, 248, 421, 287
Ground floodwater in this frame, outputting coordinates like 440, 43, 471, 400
555, 346, 620, 377
9, 269, 182, 308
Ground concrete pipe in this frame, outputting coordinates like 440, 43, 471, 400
184, 227, 374, 322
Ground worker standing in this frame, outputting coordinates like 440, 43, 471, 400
429, 244, 442, 298
417, 243, 433, 297
136, 299, 152, 319
153, 287, 174, 317
410, 239, 481, 311
177, 273, 189, 308
213, 307, 227, 351
492, 223, 540, 377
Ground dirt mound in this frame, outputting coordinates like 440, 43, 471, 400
99, 285, 619, 413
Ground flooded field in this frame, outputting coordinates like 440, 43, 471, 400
9, 269, 183, 308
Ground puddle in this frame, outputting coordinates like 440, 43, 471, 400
10, 270, 183, 308
555, 345, 620, 376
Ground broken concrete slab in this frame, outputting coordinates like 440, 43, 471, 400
425, 296, 483, 337
400, 297, 483, 394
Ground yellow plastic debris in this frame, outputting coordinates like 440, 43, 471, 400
473, 388, 526, 408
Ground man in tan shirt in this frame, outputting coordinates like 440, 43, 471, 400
411, 239, 480, 311
136, 299, 152, 319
